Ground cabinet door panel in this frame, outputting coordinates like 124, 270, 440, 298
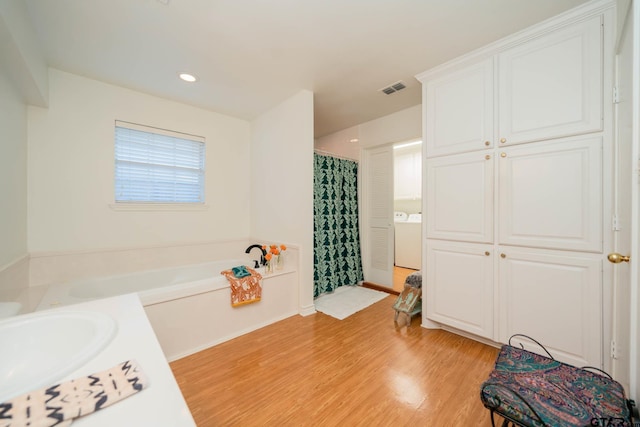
426, 59, 493, 157
427, 151, 494, 243
498, 16, 602, 145
498, 247, 601, 367
498, 136, 602, 252
426, 240, 493, 339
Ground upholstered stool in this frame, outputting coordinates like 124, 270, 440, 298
480, 338, 634, 427
404, 271, 422, 288
393, 271, 422, 325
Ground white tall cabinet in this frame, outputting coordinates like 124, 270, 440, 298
418, 7, 613, 368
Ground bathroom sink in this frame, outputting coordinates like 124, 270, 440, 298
0, 310, 117, 402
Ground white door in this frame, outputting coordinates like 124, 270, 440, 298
498, 246, 602, 367
609, 4, 634, 393
363, 145, 394, 286
498, 136, 603, 252
426, 240, 494, 339
425, 58, 494, 157
426, 151, 494, 243
498, 15, 602, 146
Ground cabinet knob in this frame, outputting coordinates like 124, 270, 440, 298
500, 253, 506, 258
484, 251, 490, 256
485, 155, 491, 160
500, 152, 507, 158
484, 141, 490, 146
500, 138, 507, 143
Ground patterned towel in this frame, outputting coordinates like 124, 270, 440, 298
221, 267, 263, 307
0, 360, 148, 427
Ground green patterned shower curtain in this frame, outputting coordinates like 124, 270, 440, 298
313, 154, 364, 298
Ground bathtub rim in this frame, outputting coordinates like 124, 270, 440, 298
141, 268, 295, 307
33, 260, 295, 312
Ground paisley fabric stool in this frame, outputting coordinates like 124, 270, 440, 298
480, 337, 635, 427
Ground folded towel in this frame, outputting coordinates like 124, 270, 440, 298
231, 265, 250, 278
0, 359, 148, 427
221, 267, 263, 307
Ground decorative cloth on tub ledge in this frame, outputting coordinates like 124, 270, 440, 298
0, 359, 148, 427
221, 266, 263, 307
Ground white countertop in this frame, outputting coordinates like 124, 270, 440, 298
26, 293, 196, 426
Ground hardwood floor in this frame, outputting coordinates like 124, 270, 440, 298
170, 296, 500, 426
363, 267, 418, 295
393, 266, 417, 292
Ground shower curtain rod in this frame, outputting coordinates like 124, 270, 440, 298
314, 149, 359, 163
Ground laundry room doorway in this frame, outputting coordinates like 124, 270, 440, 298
360, 139, 422, 292
392, 139, 422, 291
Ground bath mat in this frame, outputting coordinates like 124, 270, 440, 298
314, 286, 388, 320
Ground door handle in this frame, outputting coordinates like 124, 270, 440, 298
607, 253, 630, 263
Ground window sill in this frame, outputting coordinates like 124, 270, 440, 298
109, 203, 209, 212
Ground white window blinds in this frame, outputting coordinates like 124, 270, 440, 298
115, 121, 205, 203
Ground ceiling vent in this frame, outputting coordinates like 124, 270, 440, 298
380, 81, 407, 95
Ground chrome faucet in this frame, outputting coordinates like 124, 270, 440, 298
245, 244, 267, 268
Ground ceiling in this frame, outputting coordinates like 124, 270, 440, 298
24, 0, 591, 138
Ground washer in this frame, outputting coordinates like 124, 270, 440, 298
394, 211, 408, 222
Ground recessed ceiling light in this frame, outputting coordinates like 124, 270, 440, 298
349, 138, 359, 143
179, 73, 198, 83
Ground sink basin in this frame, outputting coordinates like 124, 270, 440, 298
0, 310, 117, 402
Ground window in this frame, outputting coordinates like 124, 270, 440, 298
114, 121, 205, 204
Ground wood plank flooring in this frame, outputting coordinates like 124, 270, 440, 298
363, 267, 418, 295
394, 266, 417, 292
170, 296, 500, 426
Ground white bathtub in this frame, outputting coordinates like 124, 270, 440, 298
36, 259, 250, 310
35, 257, 299, 361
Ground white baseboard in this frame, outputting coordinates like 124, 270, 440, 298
299, 304, 317, 317
438, 324, 502, 349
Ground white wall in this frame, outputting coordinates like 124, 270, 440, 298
358, 104, 421, 148
394, 200, 421, 214
314, 125, 360, 161
314, 104, 422, 161
0, 0, 45, 294
250, 90, 315, 314
27, 69, 251, 254
0, 0, 48, 106
0, 69, 28, 269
